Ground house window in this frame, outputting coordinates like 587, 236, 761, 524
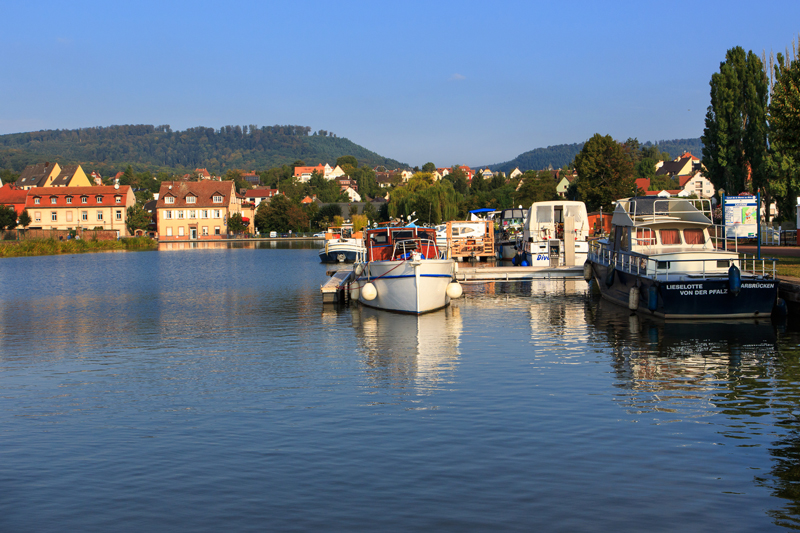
115, 196, 121, 204
178, 226, 184, 236
164, 210, 172, 219
34, 212, 41, 222
202, 226, 208, 236
97, 211, 103, 221
51, 212, 57, 221
177, 210, 184, 219
66, 197, 72, 204
165, 197, 174, 204
215, 226, 220, 235
50, 197, 57, 205
166, 227, 173, 236
189, 210, 196, 219
214, 209, 221, 218
81, 211, 88, 221
81, 196, 88, 204
66, 212, 73, 222
213, 195, 223, 203
186, 196, 196, 204
34, 198, 40, 205
96, 196, 103, 203
116, 210, 123, 221
201, 210, 208, 218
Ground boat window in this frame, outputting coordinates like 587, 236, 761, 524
620, 227, 630, 251
393, 230, 414, 240
370, 231, 388, 245
684, 229, 704, 245
635, 228, 656, 246
565, 205, 583, 225
536, 205, 552, 223
660, 229, 681, 245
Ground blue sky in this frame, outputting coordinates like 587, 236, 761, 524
2, 0, 799, 168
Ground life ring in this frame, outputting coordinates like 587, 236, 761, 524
337, 253, 346, 262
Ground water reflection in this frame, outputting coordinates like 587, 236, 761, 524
350, 305, 462, 394
158, 240, 322, 251
586, 297, 800, 527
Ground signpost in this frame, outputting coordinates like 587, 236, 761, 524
723, 194, 761, 259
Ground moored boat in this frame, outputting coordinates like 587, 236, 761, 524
319, 225, 366, 263
350, 225, 462, 314
586, 196, 779, 319
494, 207, 526, 260
520, 201, 590, 267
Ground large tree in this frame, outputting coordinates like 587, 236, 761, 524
0, 205, 18, 230
702, 46, 769, 196
126, 204, 152, 235
573, 134, 635, 211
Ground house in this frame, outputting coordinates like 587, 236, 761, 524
195, 168, 212, 180
508, 168, 523, 180
242, 171, 260, 187
156, 180, 240, 240
342, 186, 361, 202
294, 163, 333, 183
480, 168, 494, 180
90, 171, 103, 186
14, 162, 62, 189
635, 177, 650, 193
49, 165, 92, 187
25, 185, 136, 237
376, 172, 401, 188
335, 176, 358, 191
655, 153, 699, 178
243, 188, 279, 208
0, 184, 30, 217
677, 173, 715, 199
556, 174, 577, 198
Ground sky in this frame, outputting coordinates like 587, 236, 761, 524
2, 0, 800, 168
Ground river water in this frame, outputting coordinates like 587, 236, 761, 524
2, 244, 800, 531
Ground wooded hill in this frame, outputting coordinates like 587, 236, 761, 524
0, 124, 406, 175
487, 138, 705, 173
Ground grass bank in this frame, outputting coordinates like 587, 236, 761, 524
0, 237, 158, 258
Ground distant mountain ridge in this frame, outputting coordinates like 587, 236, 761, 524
0, 124, 406, 175
486, 138, 704, 173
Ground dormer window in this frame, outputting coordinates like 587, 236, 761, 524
96, 196, 103, 203
186, 196, 196, 204
115, 196, 121, 204
34, 197, 40, 205
165, 196, 175, 204
213, 195, 223, 203
50, 197, 57, 204
66, 196, 73, 204
81, 196, 88, 204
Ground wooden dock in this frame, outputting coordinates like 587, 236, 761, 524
321, 269, 353, 303
454, 265, 583, 282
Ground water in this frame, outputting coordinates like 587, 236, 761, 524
2, 245, 800, 531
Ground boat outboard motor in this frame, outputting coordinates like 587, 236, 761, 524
728, 264, 741, 296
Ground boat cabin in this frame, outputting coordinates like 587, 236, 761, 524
365, 226, 439, 261
325, 225, 363, 241
524, 201, 589, 243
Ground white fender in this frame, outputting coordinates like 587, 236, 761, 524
446, 282, 463, 299
362, 282, 377, 301
628, 286, 640, 311
583, 261, 592, 282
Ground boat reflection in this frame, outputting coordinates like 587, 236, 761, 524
350, 304, 462, 393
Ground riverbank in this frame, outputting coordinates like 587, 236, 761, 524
0, 236, 158, 258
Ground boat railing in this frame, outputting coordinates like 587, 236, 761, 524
392, 238, 438, 260
588, 241, 776, 281
628, 197, 713, 224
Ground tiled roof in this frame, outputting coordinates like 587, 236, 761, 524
155, 181, 235, 209
50, 165, 82, 187
15, 162, 59, 187
26, 185, 132, 208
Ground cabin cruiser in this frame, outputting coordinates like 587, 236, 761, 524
349, 225, 462, 314
586, 197, 778, 319
520, 201, 589, 266
494, 208, 526, 260
318, 226, 366, 263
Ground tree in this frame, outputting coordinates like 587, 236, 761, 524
702, 46, 769, 196
573, 134, 636, 211
126, 204, 152, 235
336, 155, 358, 169
422, 162, 436, 172
0, 205, 18, 230
18, 209, 31, 228
227, 213, 249, 234
513, 171, 559, 207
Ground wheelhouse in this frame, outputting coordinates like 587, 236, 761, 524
365, 226, 439, 261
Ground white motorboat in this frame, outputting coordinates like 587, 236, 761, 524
494, 208, 526, 260
319, 226, 366, 263
350, 225, 462, 314
520, 201, 589, 267
586, 196, 779, 319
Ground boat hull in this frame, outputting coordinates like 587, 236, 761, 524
589, 261, 778, 319
319, 240, 365, 263
353, 259, 455, 314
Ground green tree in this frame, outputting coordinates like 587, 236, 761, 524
702, 46, 769, 196
227, 212, 249, 234
513, 171, 559, 207
767, 43, 800, 221
635, 157, 657, 188
336, 155, 358, 169
18, 209, 31, 228
0, 205, 18, 230
573, 134, 636, 211
422, 162, 436, 172
126, 204, 152, 235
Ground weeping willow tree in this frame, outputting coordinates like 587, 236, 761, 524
388, 176, 461, 224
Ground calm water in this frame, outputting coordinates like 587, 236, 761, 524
3, 244, 800, 531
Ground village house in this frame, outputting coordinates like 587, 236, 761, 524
0, 184, 30, 217
156, 181, 239, 240
49, 165, 92, 187
556, 173, 576, 198
14, 162, 62, 189
24, 185, 136, 237
243, 188, 280, 208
